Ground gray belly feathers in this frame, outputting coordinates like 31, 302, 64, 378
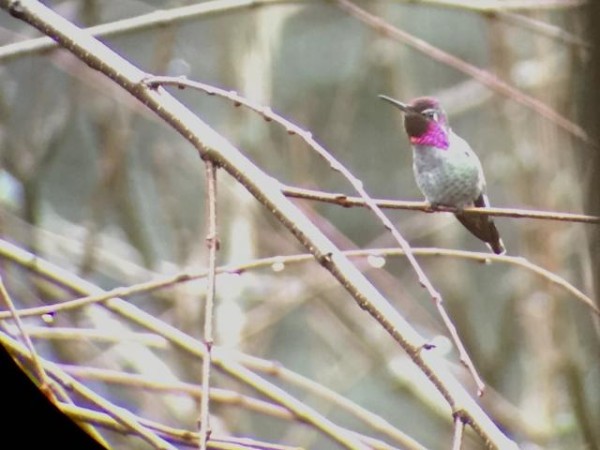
412, 133, 484, 207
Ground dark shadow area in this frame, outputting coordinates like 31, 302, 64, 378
0, 344, 105, 448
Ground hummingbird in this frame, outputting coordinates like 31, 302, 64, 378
379, 94, 505, 254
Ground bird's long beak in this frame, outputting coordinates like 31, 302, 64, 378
378, 94, 412, 113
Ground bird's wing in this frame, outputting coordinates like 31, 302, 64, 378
455, 193, 505, 254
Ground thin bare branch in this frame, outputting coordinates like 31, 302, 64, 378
1, 326, 167, 346
282, 185, 600, 224
452, 414, 466, 450
60, 365, 295, 419
199, 161, 219, 450
1, 238, 595, 319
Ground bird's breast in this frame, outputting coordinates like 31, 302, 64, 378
412, 141, 483, 207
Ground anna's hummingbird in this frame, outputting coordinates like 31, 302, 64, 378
379, 95, 505, 254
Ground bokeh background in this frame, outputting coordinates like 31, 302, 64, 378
0, 1, 598, 449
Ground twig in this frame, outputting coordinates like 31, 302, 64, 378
281, 185, 600, 224
334, 0, 591, 145
199, 161, 219, 450
145, 75, 485, 394
60, 365, 295, 419
0, 239, 595, 318
452, 414, 466, 450
0, 325, 167, 347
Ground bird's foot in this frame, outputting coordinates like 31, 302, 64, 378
424, 202, 440, 213
425, 202, 459, 213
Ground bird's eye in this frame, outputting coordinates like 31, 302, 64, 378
423, 110, 438, 121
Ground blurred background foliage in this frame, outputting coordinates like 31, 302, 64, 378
0, 0, 598, 449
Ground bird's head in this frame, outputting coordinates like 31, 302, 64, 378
379, 95, 450, 150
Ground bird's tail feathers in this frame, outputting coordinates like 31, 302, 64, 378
455, 194, 506, 255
